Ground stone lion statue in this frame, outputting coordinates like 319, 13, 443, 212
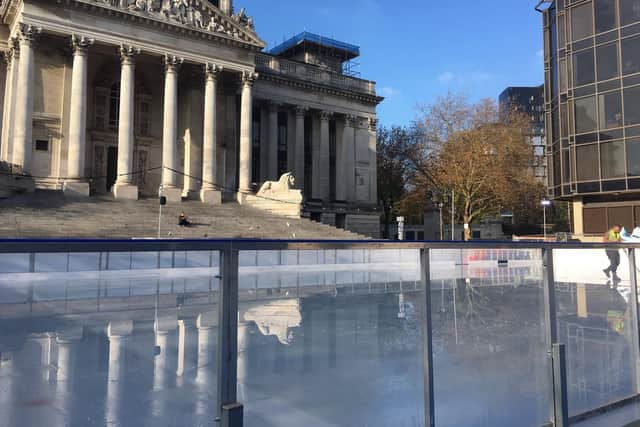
258, 172, 295, 195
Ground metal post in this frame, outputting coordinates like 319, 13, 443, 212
628, 248, 640, 392
543, 205, 547, 241
218, 244, 242, 426
420, 247, 435, 427
552, 343, 569, 427
451, 190, 455, 241
543, 247, 567, 427
439, 205, 443, 241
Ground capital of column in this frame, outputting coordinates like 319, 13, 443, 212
368, 117, 378, 132
70, 34, 94, 56
119, 44, 140, 65
163, 54, 183, 74
204, 62, 223, 81
345, 114, 358, 128
241, 70, 258, 88
4, 37, 19, 65
295, 105, 308, 117
18, 23, 42, 46
320, 110, 334, 122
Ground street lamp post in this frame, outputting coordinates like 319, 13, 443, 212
542, 199, 551, 241
438, 202, 444, 241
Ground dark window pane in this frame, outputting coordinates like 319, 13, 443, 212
576, 144, 600, 180
575, 96, 598, 133
622, 35, 640, 75
573, 50, 595, 86
598, 91, 623, 128
627, 137, 640, 175
601, 140, 626, 178
596, 42, 619, 80
624, 85, 640, 125
572, 3, 594, 41
558, 14, 566, 48
561, 103, 568, 137
560, 58, 568, 92
620, 0, 640, 26
596, 0, 618, 33
562, 149, 571, 181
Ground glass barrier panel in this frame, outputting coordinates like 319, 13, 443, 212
238, 249, 423, 426
430, 248, 552, 427
0, 250, 220, 427
554, 248, 639, 416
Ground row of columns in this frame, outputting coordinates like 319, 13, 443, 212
0, 27, 258, 203
0, 27, 376, 204
258, 104, 369, 203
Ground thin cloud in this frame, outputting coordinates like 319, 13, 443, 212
437, 70, 494, 86
380, 86, 400, 97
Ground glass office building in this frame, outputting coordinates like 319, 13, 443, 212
542, 0, 640, 237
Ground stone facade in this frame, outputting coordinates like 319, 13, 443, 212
0, 0, 383, 237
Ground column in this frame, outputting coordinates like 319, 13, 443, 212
160, 54, 183, 202
106, 321, 133, 425
237, 70, 257, 202
64, 35, 94, 197
1, 39, 18, 162
12, 24, 41, 172
195, 312, 216, 417
368, 117, 378, 204
54, 327, 83, 424
113, 45, 140, 200
267, 101, 279, 181
294, 106, 307, 191
176, 318, 197, 381
340, 115, 356, 202
318, 110, 332, 201
201, 63, 223, 204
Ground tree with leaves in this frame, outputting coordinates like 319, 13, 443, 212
409, 93, 545, 240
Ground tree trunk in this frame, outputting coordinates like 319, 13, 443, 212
464, 214, 472, 241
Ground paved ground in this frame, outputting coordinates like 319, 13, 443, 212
0, 191, 367, 239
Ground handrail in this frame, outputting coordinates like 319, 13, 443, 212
0, 238, 638, 253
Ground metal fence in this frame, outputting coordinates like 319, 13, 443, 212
0, 239, 639, 427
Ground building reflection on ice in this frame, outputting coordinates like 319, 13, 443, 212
0, 248, 635, 426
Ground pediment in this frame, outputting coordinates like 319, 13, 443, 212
23, 0, 266, 50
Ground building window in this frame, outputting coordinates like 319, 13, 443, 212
109, 83, 120, 128
620, 0, 640, 26
571, 3, 594, 41
573, 49, 595, 86
598, 91, 623, 129
596, 43, 619, 81
575, 96, 598, 133
136, 96, 152, 136
622, 35, 640, 75
627, 137, 640, 175
94, 88, 108, 130
595, 0, 618, 33
600, 140, 626, 178
558, 14, 566, 48
562, 149, 571, 182
624, 85, 640, 125
576, 144, 600, 181
559, 58, 568, 92
35, 140, 49, 151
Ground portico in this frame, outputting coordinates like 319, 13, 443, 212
0, 0, 383, 237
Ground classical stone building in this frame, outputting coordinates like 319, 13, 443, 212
0, 0, 383, 236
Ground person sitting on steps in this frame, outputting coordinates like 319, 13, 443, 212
178, 211, 191, 227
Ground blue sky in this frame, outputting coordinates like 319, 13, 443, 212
242, 0, 544, 127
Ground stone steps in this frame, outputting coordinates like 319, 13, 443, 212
0, 191, 369, 240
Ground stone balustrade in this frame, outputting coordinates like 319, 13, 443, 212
255, 53, 376, 95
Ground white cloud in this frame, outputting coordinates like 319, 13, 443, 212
536, 49, 544, 59
380, 86, 400, 97
437, 71, 455, 85
437, 70, 493, 86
